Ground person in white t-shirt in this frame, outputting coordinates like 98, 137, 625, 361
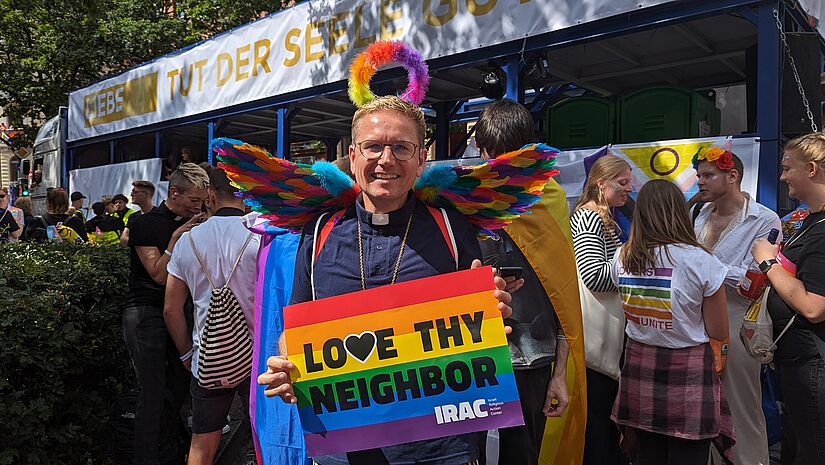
164, 166, 260, 465
609, 179, 734, 465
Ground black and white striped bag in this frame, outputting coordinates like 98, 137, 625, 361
189, 233, 254, 389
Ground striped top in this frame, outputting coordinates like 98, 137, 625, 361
571, 208, 620, 292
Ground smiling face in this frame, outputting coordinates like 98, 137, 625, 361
598, 168, 633, 207
349, 110, 426, 213
780, 149, 815, 201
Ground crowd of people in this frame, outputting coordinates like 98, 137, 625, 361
3, 97, 825, 465
0, 180, 157, 244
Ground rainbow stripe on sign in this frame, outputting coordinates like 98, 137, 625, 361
282, 267, 524, 457
619, 267, 674, 324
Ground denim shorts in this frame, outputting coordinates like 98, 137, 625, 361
189, 375, 250, 434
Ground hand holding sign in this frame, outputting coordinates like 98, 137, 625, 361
258, 260, 514, 405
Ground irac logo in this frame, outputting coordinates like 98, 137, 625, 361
434, 399, 488, 424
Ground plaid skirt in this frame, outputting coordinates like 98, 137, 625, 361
612, 339, 735, 460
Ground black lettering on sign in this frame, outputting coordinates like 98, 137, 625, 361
306, 357, 501, 414
335, 379, 359, 411
414, 320, 435, 351
375, 328, 398, 359
461, 311, 485, 343
437, 315, 464, 349
471, 356, 499, 388
420, 365, 446, 396
393, 368, 421, 401
304, 343, 323, 373
371, 373, 395, 404
323, 338, 346, 369
444, 360, 472, 391
309, 383, 337, 415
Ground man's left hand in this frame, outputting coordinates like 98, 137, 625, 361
471, 259, 513, 334
543, 372, 569, 417
752, 238, 780, 263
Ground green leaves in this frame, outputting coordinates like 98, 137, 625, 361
0, 0, 289, 146
0, 241, 131, 464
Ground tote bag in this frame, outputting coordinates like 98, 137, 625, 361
579, 276, 625, 379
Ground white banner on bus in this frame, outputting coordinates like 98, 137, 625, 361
69, 158, 165, 218
68, 0, 674, 142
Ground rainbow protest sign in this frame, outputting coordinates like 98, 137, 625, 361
282, 266, 524, 456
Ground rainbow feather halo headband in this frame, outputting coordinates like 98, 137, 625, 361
692, 146, 734, 171
348, 40, 430, 107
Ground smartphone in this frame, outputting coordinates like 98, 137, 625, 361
498, 266, 523, 279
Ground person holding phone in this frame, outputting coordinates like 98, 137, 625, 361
475, 100, 572, 465
751, 133, 825, 464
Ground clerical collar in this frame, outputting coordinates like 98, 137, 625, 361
355, 192, 416, 227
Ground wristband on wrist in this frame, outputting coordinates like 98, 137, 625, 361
164, 249, 173, 257
180, 348, 193, 362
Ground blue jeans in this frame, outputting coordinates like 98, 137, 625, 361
779, 356, 825, 465
122, 305, 189, 465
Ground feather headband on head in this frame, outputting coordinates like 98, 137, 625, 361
348, 40, 430, 107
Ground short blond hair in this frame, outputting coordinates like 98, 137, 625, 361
785, 132, 825, 170
351, 96, 426, 144
169, 162, 209, 193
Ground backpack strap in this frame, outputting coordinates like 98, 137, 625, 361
188, 231, 254, 290
691, 201, 705, 225
311, 209, 346, 301
427, 206, 458, 271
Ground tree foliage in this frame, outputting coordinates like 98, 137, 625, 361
0, 0, 290, 147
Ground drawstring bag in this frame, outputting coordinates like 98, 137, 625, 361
190, 233, 254, 389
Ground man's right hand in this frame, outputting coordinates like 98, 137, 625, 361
171, 212, 206, 241
258, 356, 298, 403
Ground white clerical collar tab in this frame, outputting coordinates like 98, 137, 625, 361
371, 213, 389, 225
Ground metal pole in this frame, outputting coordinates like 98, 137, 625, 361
504, 55, 524, 103
756, 1, 781, 211
207, 121, 215, 165
277, 107, 290, 159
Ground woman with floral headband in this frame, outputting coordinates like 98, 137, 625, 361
752, 132, 825, 464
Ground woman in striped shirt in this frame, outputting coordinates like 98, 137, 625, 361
571, 154, 632, 465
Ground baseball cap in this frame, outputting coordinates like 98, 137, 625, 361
71, 191, 86, 202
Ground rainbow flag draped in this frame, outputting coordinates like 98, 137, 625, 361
504, 179, 587, 465
247, 221, 310, 465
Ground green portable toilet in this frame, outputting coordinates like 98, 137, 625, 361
617, 86, 721, 143
546, 97, 615, 149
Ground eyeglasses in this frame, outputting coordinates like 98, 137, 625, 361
356, 140, 419, 161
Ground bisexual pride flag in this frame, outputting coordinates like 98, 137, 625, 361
282, 266, 524, 456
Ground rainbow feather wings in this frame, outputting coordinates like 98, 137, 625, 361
415, 144, 559, 235
213, 137, 558, 235
213, 138, 360, 230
